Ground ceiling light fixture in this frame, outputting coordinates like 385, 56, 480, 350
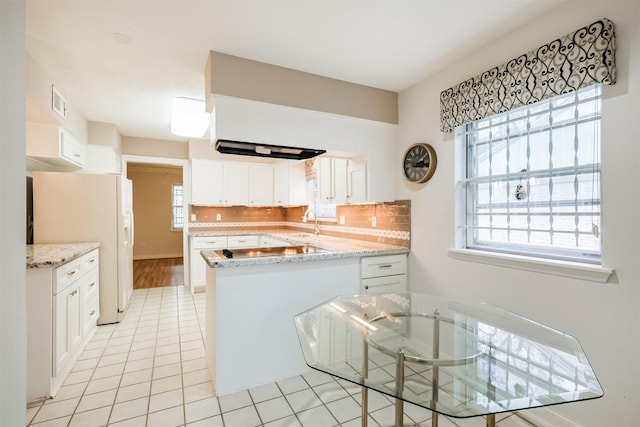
170, 97, 210, 138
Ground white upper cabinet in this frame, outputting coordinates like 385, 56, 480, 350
319, 157, 349, 205
192, 159, 277, 206
318, 157, 367, 204
273, 161, 306, 206
192, 159, 224, 205
347, 159, 367, 203
248, 164, 274, 206
27, 123, 86, 169
223, 163, 250, 206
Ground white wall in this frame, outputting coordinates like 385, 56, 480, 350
212, 95, 398, 202
397, 2, 639, 426
0, 1, 27, 425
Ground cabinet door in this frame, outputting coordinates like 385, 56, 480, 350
192, 159, 224, 205
68, 285, 82, 356
190, 249, 208, 288
54, 285, 81, 378
347, 160, 367, 203
274, 161, 306, 206
59, 128, 85, 167
318, 157, 333, 203
54, 291, 70, 378
318, 158, 348, 204
273, 162, 289, 205
223, 163, 249, 205
249, 165, 273, 205
333, 158, 348, 204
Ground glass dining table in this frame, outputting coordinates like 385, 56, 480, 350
294, 293, 603, 427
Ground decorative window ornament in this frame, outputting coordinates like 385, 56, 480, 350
304, 159, 317, 181
440, 18, 616, 132
515, 169, 527, 201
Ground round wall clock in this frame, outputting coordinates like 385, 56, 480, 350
402, 143, 437, 183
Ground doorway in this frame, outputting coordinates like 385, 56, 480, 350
122, 155, 190, 290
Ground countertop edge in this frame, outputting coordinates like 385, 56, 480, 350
201, 236, 409, 268
27, 242, 101, 269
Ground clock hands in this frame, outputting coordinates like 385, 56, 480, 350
412, 153, 429, 168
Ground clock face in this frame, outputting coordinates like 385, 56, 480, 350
403, 143, 437, 183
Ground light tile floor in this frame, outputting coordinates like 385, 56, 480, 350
26, 286, 538, 427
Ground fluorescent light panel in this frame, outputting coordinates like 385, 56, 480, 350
171, 97, 209, 138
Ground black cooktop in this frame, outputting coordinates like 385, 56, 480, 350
214, 245, 331, 260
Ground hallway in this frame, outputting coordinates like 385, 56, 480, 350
133, 258, 184, 289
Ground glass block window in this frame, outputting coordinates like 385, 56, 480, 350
172, 184, 183, 230
460, 85, 602, 263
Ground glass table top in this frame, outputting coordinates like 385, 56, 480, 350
294, 293, 603, 420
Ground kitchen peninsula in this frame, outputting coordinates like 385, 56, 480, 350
200, 231, 409, 395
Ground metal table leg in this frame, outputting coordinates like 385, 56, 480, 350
394, 349, 406, 427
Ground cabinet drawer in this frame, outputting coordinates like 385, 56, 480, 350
54, 249, 99, 294
80, 249, 99, 273
192, 236, 228, 249
361, 275, 407, 294
82, 292, 100, 339
259, 236, 293, 247
361, 254, 407, 279
82, 271, 99, 303
227, 235, 260, 248
54, 257, 83, 294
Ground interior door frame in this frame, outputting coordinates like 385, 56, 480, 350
121, 154, 191, 291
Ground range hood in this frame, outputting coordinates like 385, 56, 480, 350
215, 139, 326, 160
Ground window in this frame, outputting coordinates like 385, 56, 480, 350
460, 85, 601, 263
172, 184, 183, 230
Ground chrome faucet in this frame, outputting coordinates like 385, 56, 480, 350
302, 208, 320, 235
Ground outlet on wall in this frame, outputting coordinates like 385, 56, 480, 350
190, 214, 196, 221
216, 213, 222, 221
339, 215, 345, 225
370, 216, 377, 227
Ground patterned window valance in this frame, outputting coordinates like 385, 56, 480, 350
440, 18, 616, 132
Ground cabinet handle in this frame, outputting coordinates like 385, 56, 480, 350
67, 269, 78, 277
89, 258, 97, 264
89, 310, 95, 316
89, 282, 96, 287
70, 290, 78, 296
378, 264, 393, 269
364, 285, 369, 290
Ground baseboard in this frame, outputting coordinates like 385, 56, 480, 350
518, 407, 582, 427
133, 253, 183, 261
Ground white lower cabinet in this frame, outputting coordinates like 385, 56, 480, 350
361, 254, 407, 294
190, 236, 228, 293
27, 249, 100, 401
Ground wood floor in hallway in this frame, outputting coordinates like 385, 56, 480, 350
133, 257, 184, 289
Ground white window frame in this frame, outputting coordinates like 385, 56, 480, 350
172, 183, 183, 230
450, 85, 614, 283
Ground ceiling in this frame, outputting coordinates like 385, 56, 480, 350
26, 0, 567, 142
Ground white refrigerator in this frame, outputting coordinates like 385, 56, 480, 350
33, 171, 134, 324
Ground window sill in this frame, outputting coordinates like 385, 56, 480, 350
448, 249, 614, 283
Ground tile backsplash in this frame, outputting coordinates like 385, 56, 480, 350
190, 200, 411, 248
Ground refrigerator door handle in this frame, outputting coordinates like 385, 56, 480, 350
127, 210, 134, 247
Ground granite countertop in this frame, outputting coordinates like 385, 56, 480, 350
200, 231, 409, 268
27, 242, 101, 269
